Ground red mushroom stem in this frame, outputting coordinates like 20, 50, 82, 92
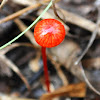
42, 47, 50, 92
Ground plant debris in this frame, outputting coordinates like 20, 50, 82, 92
0, 0, 100, 100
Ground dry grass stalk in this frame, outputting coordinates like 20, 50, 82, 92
0, 3, 41, 24
0, 54, 31, 91
0, 43, 39, 90
0, 0, 8, 9
0, 43, 36, 55
48, 54, 69, 86
14, 19, 38, 46
0, 0, 57, 24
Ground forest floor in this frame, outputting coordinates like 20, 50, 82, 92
0, 0, 100, 100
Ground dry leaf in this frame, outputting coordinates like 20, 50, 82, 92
40, 82, 86, 100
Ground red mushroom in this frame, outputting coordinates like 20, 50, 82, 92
34, 19, 65, 92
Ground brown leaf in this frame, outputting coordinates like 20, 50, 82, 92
40, 82, 86, 100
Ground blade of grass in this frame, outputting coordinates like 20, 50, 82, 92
79, 63, 100, 95
0, 0, 52, 50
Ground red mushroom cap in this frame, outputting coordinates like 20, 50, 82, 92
34, 19, 65, 48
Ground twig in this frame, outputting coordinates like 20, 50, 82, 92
52, 2, 80, 39
0, 0, 8, 9
48, 54, 69, 85
0, 54, 31, 91
0, 43, 39, 55
75, 3, 100, 65
19, 67, 43, 93
12, 0, 59, 6
0, 3, 41, 24
79, 63, 100, 95
52, 1, 65, 22
56, 5, 100, 36
0, 0, 55, 24
74, 2, 100, 95
14, 19, 38, 46
37, 9, 69, 32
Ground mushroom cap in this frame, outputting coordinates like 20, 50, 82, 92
34, 19, 65, 48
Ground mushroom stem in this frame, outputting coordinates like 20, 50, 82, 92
42, 47, 50, 92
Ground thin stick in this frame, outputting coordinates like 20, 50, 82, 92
52, 2, 78, 38
55, 6, 100, 35
14, 19, 38, 46
79, 63, 100, 95
0, 0, 8, 9
0, 43, 37, 55
0, 0, 53, 24
52, 1, 64, 22
74, 5, 100, 96
75, 7, 100, 65
0, 54, 31, 91
0, 4, 41, 24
